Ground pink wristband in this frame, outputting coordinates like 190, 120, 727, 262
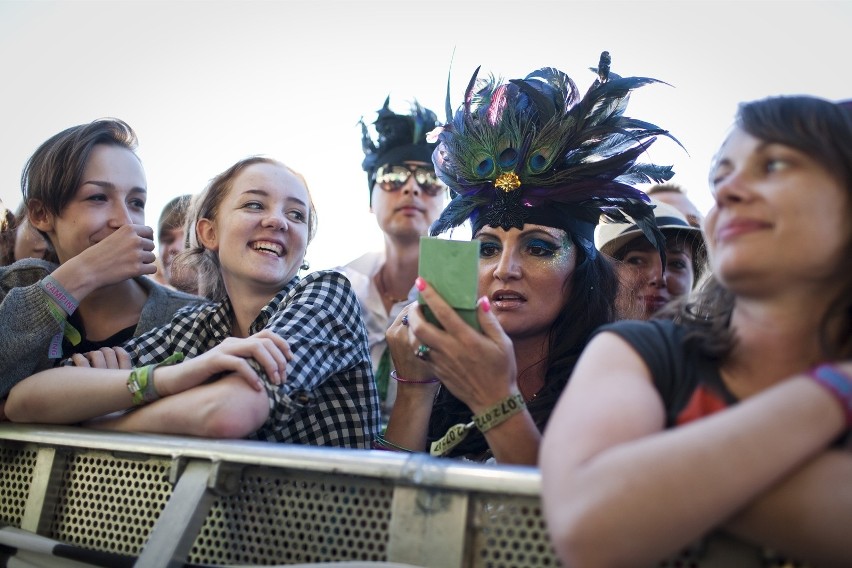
808, 364, 852, 427
390, 370, 439, 385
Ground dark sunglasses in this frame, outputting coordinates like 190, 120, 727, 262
375, 164, 446, 196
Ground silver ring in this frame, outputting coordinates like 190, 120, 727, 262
401, 315, 409, 327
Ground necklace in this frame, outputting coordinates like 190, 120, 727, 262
376, 266, 410, 305
518, 374, 543, 403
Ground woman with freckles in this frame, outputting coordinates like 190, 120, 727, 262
7, 157, 380, 445
375, 53, 676, 465
541, 96, 852, 567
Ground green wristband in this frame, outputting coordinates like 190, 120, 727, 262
127, 353, 185, 406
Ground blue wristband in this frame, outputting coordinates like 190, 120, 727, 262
809, 364, 852, 427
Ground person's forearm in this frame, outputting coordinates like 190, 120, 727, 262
542, 376, 847, 568
6, 367, 132, 424
0, 284, 65, 394
724, 449, 852, 567
482, 409, 541, 465
89, 375, 269, 438
47, 260, 99, 306
383, 385, 438, 452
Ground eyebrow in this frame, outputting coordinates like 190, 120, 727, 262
82, 180, 147, 194
242, 188, 307, 207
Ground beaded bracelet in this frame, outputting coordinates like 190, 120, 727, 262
390, 370, 439, 385
127, 353, 185, 406
808, 364, 852, 427
430, 393, 526, 457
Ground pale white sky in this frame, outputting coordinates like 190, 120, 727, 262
1, 0, 848, 270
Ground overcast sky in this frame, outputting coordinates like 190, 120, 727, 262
1, 0, 848, 270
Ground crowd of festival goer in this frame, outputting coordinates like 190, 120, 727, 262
1, 52, 849, 566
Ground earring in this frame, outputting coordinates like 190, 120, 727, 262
300, 260, 310, 271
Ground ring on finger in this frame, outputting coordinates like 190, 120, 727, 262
415, 344, 431, 360
401, 315, 409, 327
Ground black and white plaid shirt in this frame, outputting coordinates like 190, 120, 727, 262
121, 270, 380, 447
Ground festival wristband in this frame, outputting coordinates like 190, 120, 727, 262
430, 393, 526, 457
39, 275, 79, 315
127, 352, 185, 406
44, 301, 82, 359
390, 370, 439, 385
40, 275, 82, 358
808, 364, 852, 427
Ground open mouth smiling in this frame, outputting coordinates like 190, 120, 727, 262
250, 240, 285, 257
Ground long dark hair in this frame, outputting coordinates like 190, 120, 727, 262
427, 240, 618, 459
677, 96, 852, 360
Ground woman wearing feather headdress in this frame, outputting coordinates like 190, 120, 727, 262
373, 52, 676, 465
541, 96, 852, 566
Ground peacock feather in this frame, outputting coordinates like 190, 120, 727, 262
429, 51, 682, 259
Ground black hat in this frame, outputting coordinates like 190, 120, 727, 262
360, 97, 440, 201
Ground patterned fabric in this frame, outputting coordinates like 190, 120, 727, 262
120, 270, 380, 447
336, 251, 416, 425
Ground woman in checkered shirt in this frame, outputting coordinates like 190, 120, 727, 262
6, 157, 380, 446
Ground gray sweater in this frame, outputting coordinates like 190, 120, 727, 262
0, 258, 204, 398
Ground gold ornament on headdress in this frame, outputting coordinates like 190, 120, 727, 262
494, 172, 521, 192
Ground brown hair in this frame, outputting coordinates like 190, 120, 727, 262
21, 118, 138, 220
0, 202, 59, 266
680, 96, 852, 359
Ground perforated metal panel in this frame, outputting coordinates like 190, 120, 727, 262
46, 451, 172, 555
0, 443, 37, 528
470, 494, 559, 568
188, 467, 394, 565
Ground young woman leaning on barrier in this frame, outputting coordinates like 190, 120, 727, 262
6, 157, 380, 446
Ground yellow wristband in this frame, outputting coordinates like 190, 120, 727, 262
430, 393, 527, 457
472, 393, 526, 433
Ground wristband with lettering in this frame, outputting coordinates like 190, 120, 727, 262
808, 364, 852, 427
39, 275, 79, 315
430, 393, 527, 457
40, 276, 82, 358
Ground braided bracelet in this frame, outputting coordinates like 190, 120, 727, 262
390, 370, 439, 384
430, 393, 526, 457
127, 353, 185, 406
808, 364, 852, 427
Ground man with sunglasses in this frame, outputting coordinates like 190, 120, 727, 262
337, 98, 447, 425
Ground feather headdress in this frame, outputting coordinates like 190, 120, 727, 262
360, 97, 441, 199
429, 51, 681, 260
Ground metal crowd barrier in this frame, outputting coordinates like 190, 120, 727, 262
0, 423, 797, 567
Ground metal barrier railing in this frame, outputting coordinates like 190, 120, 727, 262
0, 423, 551, 567
0, 423, 789, 567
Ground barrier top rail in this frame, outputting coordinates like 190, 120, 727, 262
0, 423, 541, 495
